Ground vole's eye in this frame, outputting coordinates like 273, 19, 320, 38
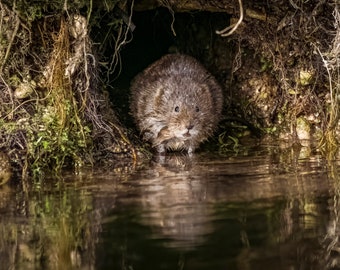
195, 106, 200, 112
174, 106, 180, 112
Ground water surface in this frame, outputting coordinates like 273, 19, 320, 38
1, 144, 340, 269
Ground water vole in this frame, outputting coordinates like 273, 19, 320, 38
130, 54, 223, 153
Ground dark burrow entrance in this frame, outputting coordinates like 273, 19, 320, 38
106, 8, 232, 128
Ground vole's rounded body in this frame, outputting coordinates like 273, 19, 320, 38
130, 54, 223, 153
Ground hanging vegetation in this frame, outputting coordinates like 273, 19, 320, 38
0, 0, 136, 178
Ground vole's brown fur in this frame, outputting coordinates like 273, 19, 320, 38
130, 54, 223, 153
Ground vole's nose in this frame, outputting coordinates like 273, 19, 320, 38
187, 123, 194, 130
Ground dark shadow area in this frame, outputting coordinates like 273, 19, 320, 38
106, 8, 176, 125
113, 8, 176, 88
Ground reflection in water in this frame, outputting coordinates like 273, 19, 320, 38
139, 154, 215, 249
133, 151, 333, 253
0, 184, 100, 270
1, 145, 340, 269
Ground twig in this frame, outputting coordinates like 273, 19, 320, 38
315, 45, 338, 129
0, 13, 20, 73
108, 0, 134, 80
216, 0, 244, 37
160, 0, 176, 36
